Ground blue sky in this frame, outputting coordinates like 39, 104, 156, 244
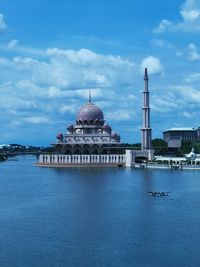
0, 0, 200, 146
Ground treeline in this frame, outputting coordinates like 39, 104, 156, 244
179, 141, 200, 155
123, 138, 168, 155
0, 154, 7, 161
129, 139, 200, 156
0, 144, 52, 154
123, 138, 200, 156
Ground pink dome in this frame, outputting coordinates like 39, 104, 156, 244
77, 102, 104, 122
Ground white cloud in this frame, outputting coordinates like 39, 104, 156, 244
0, 48, 139, 144
128, 94, 137, 101
187, 43, 200, 61
176, 43, 200, 61
59, 104, 78, 115
0, 13, 6, 33
0, 48, 136, 90
153, 20, 173, 34
180, 0, 200, 21
23, 116, 51, 125
140, 56, 163, 75
184, 72, 200, 82
151, 38, 174, 49
154, 0, 200, 33
8, 39, 19, 49
151, 95, 179, 112
106, 110, 131, 121
43, 48, 135, 88
182, 111, 194, 118
175, 85, 200, 103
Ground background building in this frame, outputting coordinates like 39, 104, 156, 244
163, 127, 200, 148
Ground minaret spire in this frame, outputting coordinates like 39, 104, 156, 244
89, 90, 92, 103
141, 68, 152, 150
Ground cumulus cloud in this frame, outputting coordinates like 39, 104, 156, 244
175, 85, 200, 104
59, 104, 78, 115
0, 48, 136, 90
187, 43, 200, 61
152, 84, 200, 124
0, 13, 6, 33
153, 20, 173, 34
151, 38, 174, 49
176, 43, 200, 61
184, 72, 200, 82
23, 116, 51, 125
140, 56, 163, 75
182, 111, 195, 118
0, 48, 138, 144
8, 39, 19, 49
153, 0, 200, 33
106, 110, 132, 121
43, 48, 135, 88
180, 0, 200, 21
151, 95, 180, 113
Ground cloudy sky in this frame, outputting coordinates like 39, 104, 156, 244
0, 0, 200, 145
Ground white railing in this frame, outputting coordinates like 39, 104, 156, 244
39, 154, 125, 165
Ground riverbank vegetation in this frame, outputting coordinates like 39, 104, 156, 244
0, 154, 7, 161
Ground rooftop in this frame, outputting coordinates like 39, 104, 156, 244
164, 127, 196, 132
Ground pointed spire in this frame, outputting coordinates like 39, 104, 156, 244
89, 90, 92, 103
144, 67, 149, 80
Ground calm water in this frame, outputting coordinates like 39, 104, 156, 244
0, 156, 200, 267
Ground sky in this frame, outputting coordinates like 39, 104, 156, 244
0, 0, 200, 146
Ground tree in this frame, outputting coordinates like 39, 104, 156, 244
151, 138, 167, 155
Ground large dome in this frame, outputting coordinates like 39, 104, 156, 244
77, 102, 104, 122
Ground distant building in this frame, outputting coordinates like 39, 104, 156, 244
163, 127, 200, 148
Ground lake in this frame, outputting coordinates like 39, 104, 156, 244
0, 155, 200, 267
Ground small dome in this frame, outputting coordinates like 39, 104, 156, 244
111, 132, 117, 137
56, 133, 63, 138
77, 102, 104, 122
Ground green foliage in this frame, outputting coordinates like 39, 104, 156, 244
0, 154, 7, 161
193, 141, 200, 153
180, 141, 200, 154
151, 138, 167, 155
180, 141, 192, 154
152, 138, 167, 148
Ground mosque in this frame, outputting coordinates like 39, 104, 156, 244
54, 91, 121, 155
37, 68, 154, 167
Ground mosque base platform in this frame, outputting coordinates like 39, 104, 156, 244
36, 162, 125, 168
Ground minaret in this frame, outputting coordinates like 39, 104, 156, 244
141, 68, 152, 150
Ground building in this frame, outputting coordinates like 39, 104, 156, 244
54, 92, 121, 155
37, 68, 154, 168
163, 127, 200, 148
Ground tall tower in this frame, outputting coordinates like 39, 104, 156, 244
141, 68, 152, 150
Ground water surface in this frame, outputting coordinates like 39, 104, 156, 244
0, 155, 200, 267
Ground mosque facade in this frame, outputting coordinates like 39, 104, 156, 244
54, 92, 121, 155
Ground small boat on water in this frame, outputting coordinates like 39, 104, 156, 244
147, 191, 170, 197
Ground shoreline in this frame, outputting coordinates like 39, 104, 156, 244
35, 162, 200, 170
135, 163, 200, 170
35, 163, 124, 168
